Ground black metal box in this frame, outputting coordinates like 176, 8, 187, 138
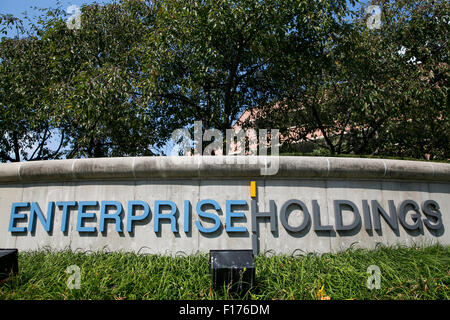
0, 249, 19, 281
209, 249, 255, 292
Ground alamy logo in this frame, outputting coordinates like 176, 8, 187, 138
366, 5, 382, 30
66, 265, 81, 289
169, 121, 280, 175
366, 265, 381, 290
66, 5, 81, 30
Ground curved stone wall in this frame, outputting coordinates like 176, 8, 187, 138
0, 156, 449, 254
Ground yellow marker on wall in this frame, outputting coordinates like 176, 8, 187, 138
250, 181, 256, 198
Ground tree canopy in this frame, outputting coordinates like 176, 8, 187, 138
0, 0, 448, 162
250, 0, 449, 159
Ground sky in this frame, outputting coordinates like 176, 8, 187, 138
0, 0, 111, 37
0, 0, 374, 39
1, 0, 368, 15
0, 0, 111, 16
1, 0, 372, 20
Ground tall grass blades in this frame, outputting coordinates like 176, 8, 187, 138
0, 245, 448, 300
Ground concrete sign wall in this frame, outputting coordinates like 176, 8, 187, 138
0, 156, 449, 254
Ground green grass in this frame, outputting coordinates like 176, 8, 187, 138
1, 244, 449, 300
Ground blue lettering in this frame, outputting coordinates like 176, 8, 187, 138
28, 202, 55, 233
154, 200, 178, 233
195, 199, 221, 233
76, 201, 98, 232
56, 201, 77, 232
183, 200, 191, 233
100, 201, 123, 233
8, 202, 29, 233
126, 200, 150, 233
226, 200, 247, 233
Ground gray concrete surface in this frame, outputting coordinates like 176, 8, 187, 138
0, 156, 448, 254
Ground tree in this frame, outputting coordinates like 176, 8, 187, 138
0, 0, 162, 161
243, 0, 356, 155
376, 0, 449, 160
1, 0, 447, 162
252, 0, 448, 160
0, 30, 63, 162
143, 0, 352, 137
42, 1, 161, 158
